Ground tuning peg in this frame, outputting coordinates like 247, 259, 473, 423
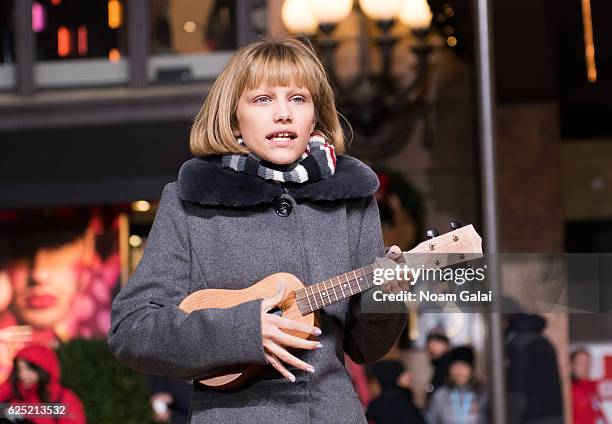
450, 221, 463, 230
426, 229, 439, 239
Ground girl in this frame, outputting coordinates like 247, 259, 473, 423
427, 346, 488, 424
0, 345, 86, 423
108, 37, 407, 423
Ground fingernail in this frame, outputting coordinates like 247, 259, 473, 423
306, 366, 315, 373
288, 374, 296, 383
314, 328, 322, 336
315, 342, 323, 349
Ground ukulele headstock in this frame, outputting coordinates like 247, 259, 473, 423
402, 224, 483, 269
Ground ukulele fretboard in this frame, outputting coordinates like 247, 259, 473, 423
294, 264, 377, 315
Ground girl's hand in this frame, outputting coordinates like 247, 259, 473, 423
376, 245, 411, 294
261, 284, 322, 382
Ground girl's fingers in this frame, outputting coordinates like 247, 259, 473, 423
264, 340, 315, 375
381, 280, 392, 294
397, 278, 412, 291
271, 328, 323, 350
385, 245, 402, 260
264, 351, 295, 383
389, 278, 400, 293
271, 315, 321, 336
262, 283, 287, 311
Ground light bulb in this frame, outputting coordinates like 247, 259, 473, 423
398, 0, 432, 29
282, 0, 319, 34
307, 0, 353, 25
359, 0, 402, 21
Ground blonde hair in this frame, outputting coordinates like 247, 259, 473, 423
189, 37, 346, 156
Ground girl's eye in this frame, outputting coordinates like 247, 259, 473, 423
291, 96, 306, 103
254, 96, 270, 103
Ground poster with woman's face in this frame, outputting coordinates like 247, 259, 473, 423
0, 208, 121, 383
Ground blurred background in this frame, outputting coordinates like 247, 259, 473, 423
0, 0, 611, 422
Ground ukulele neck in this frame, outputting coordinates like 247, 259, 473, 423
293, 224, 483, 315
294, 264, 377, 315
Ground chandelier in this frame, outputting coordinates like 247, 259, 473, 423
281, 0, 438, 160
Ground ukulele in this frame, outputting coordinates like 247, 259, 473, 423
179, 224, 482, 390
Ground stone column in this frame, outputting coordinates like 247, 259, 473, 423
496, 102, 571, 423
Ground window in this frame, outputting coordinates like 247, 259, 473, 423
0, 0, 266, 93
148, 0, 265, 84
0, 0, 15, 91
33, 0, 129, 88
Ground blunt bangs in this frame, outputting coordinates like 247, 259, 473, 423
240, 43, 323, 99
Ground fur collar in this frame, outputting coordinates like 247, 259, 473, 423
178, 155, 379, 207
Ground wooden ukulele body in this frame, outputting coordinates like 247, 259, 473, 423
178, 272, 317, 390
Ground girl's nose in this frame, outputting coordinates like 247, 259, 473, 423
274, 111, 292, 122
274, 103, 292, 122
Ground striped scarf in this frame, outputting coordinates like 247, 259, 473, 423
221, 132, 336, 183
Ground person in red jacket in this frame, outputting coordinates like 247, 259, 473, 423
571, 348, 609, 424
0, 345, 86, 423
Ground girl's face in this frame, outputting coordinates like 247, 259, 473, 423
16, 359, 39, 388
235, 83, 315, 165
449, 361, 472, 386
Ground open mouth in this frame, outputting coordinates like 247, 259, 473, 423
266, 131, 297, 141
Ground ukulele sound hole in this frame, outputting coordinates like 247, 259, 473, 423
268, 306, 283, 317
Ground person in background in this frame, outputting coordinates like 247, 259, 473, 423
571, 348, 609, 424
0, 344, 86, 423
366, 360, 426, 424
425, 329, 452, 402
505, 313, 563, 424
149, 375, 192, 424
427, 346, 488, 424
345, 355, 372, 408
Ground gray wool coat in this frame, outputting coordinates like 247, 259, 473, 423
108, 155, 407, 423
